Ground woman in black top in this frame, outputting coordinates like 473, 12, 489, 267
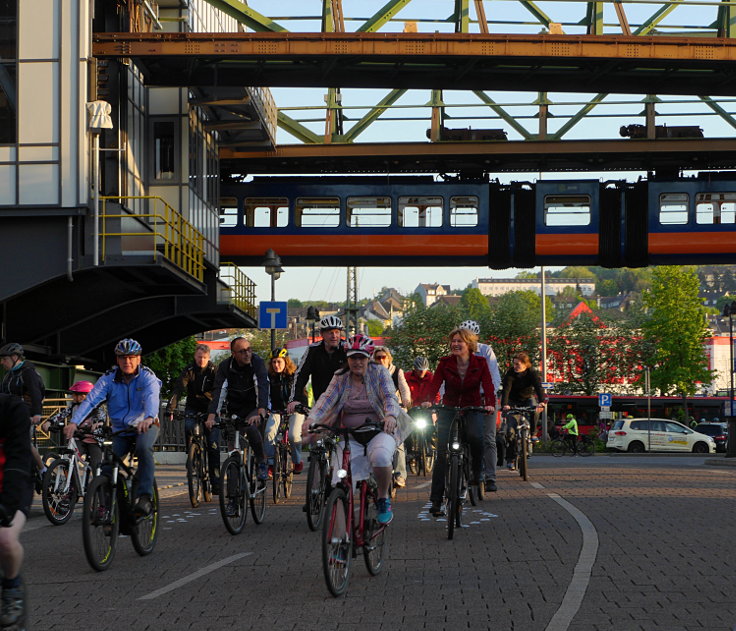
500, 352, 546, 470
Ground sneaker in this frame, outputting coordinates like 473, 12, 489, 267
393, 475, 406, 489
429, 502, 445, 517
484, 479, 498, 493
257, 462, 269, 481
34, 470, 43, 495
376, 498, 393, 525
507, 462, 516, 471
329, 536, 349, 564
225, 499, 238, 517
0, 578, 26, 628
293, 462, 304, 474
134, 494, 153, 517
267, 465, 274, 480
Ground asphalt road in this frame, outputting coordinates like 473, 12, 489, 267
24, 454, 736, 631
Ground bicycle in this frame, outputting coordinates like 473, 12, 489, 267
310, 421, 390, 597
270, 410, 294, 504
218, 414, 267, 535
504, 407, 536, 482
41, 425, 98, 525
302, 406, 336, 531
406, 407, 436, 477
81, 426, 159, 572
551, 432, 595, 457
182, 411, 213, 508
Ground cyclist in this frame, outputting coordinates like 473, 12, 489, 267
303, 334, 399, 525
64, 338, 161, 517
372, 346, 411, 488
47, 381, 106, 472
206, 337, 269, 481
458, 321, 501, 493
167, 344, 220, 492
286, 315, 346, 415
562, 413, 579, 455
0, 394, 33, 630
405, 356, 440, 457
422, 327, 496, 517
264, 347, 306, 476
0, 343, 46, 488
501, 351, 546, 470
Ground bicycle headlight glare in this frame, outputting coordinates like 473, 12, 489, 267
414, 417, 428, 429
336, 468, 348, 480
451, 441, 461, 451
103, 440, 113, 446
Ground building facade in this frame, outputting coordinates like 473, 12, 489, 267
471, 277, 596, 297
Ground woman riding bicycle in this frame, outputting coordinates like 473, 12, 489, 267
264, 347, 306, 476
303, 334, 399, 525
422, 327, 495, 518
501, 352, 546, 471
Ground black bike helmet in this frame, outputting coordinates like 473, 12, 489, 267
0, 343, 24, 358
270, 347, 288, 359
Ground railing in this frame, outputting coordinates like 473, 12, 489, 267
100, 196, 205, 283
219, 263, 257, 318
247, 86, 278, 145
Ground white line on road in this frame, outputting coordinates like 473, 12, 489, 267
413, 481, 432, 490
138, 552, 253, 600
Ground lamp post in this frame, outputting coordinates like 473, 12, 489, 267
263, 249, 284, 351
306, 306, 320, 344
722, 300, 736, 457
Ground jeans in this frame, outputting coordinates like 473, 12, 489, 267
185, 413, 221, 482
111, 425, 159, 498
263, 412, 305, 466
481, 412, 498, 482
429, 408, 486, 504
226, 422, 265, 461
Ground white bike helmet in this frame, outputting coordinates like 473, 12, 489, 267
458, 320, 481, 335
319, 315, 343, 331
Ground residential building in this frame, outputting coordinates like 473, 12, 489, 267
471, 277, 595, 297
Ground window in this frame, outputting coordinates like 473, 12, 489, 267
151, 120, 177, 181
346, 196, 391, 228
630, 421, 650, 431
295, 197, 340, 227
0, 0, 17, 144
219, 197, 238, 228
544, 195, 591, 226
665, 422, 688, 434
695, 192, 736, 225
398, 196, 443, 227
450, 195, 479, 227
244, 197, 288, 228
659, 193, 688, 225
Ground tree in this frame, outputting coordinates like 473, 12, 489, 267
460, 287, 490, 322
641, 266, 713, 413
487, 291, 541, 368
366, 319, 385, 337
144, 336, 198, 398
558, 266, 595, 279
386, 303, 461, 369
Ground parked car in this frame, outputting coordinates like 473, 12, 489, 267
606, 418, 716, 454
694, 423, 729, 453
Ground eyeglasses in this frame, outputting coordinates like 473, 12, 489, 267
374, 355, 388, 360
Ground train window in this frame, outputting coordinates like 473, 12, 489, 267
398, 196, 443, 227
659, 193, 689, 225
695, 193, 736, 225
544, 195, 591, 226
219, 197, 238, 228
295, 197, 341, 227
346, 197, 392, 228
244, 197, 288, 228
450, 196, 479, 227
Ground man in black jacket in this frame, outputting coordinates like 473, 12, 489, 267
167, 344, 220, 491
286, 315, 347, 413
206, 337, 269, 482
0, 394, 33, 630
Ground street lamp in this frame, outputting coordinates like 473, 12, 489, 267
306, 306, 320, 344
722, 300, 736, 457
263, 248, 284, 350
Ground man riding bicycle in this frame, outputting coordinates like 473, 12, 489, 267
562, 413, 579, 455
65, 338, 161, 517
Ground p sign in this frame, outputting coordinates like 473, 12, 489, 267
598, 392, 612, 409
259, 301, 288, 330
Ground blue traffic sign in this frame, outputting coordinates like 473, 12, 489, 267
541, 382, 554, 390
598, 392, 612, 408
259, 301, 288, 330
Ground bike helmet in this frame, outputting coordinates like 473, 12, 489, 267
318, 315, 343, 331
0, 342, 24, 358
458, 320, 481, 335
114, 338, 142, 356
344, 334, 375, 358
566, 413, 575, 419
270, 347, 288, 359
69, 380, 94, 394
413, 356, 430, 371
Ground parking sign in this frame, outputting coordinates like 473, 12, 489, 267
598, 392, 612, 408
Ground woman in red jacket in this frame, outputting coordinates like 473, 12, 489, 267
422, 328, 496, 517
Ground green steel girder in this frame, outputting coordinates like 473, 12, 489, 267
203, 0, 286, 31
700, 95, 736, 130
277, 112, 321, 144
519, 1, 555, 28
473, 90, 533, 140
357, 0, 413, 32
551, 93, 609, 140
585, 2, 605, 35
634, 0, 684, 36
454, 0, 471, 33
716, 0, 736, 37
343, 89, 409, 142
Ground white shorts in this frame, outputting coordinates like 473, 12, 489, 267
331, 432, 396, 486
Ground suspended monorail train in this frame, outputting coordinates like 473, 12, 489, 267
219, 174, 736, 267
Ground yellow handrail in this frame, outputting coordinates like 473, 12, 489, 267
219, 263, 258, 318
99, 196, 205, 283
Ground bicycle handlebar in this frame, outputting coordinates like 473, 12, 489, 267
425, 404, 490, 414
308, 419, 384, 437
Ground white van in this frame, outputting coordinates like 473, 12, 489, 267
606, 418, 715, 453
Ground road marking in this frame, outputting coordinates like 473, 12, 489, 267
138, 552, 253, 600
413, 481, 432, 490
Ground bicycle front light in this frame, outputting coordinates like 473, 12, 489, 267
414, 417, 428, 430
451, 441, 461, 451
336, 469, 348, 480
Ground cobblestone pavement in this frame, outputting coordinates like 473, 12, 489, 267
24, 454, 736, 631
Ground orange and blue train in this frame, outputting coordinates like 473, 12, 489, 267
219, 174, 736, 267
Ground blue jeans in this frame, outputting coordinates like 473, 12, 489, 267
185, 413, 221, 481
112, 425, 159, 498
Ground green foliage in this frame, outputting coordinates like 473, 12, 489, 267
641, 266, 713, 398
387, 303, 461, 370
486, 291, 542, 368
558, 266, 596, 279
144, 336, 198, 398
366, 319, 385, 337
460, 287, 491, 321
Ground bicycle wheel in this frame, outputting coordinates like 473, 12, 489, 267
446, 455, 461, 540
187, 443, 203, 508
42, 458, 77, 525
82, 475, 119, 572
201, 447, 213, 503
322, 487, 352, 597
466, 455, 477, 507
425, 435, 436, 474
283, 446, 294, 499
579, 438, 595, 457
362, 483, 386, 576
219, 455, 247, 535
306, 454, 327, 531
551, 439, 568, 457
272, 447, 283, 504
519, 436, 529, 481
131, 479, 159, 556
249, 450, 267, 524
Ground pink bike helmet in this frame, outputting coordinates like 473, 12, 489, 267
344, 334, 375, 358
69, 380, 94, 394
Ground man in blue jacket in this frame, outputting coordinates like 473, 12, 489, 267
65, 338, 161, 516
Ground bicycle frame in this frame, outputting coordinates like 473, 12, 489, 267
52, 436, 93, 497
222, 418, 257, 502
